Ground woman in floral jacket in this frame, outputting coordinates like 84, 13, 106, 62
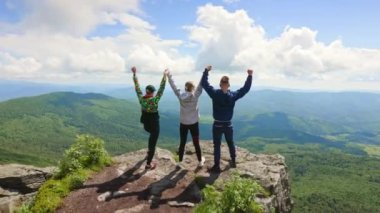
131, 66, 167, 170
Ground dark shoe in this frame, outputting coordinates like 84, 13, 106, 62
208, 165, 221, 173
230, 159, 237, 168
145, 162, 157, 170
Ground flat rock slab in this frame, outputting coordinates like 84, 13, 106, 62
57, 141, 292, 213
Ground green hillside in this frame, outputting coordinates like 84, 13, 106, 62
119, 89, 380, 134
146, 89, 380, 147
233, 90, 380, 133
1, 91, 380, 212
1, 91, 379, 165
239, 142, 380, 213
0, 92, 176, 166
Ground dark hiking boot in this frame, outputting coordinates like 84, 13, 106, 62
208, 165, 221, 173
230, 159, 237, 168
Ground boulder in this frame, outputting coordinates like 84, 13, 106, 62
0, 164, 55, 213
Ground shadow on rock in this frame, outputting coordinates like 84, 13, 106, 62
81, 158, 147, 197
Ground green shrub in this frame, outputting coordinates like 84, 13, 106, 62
30, 134, 111, 213
31, 179, 68, 213
66, 169, 88, 190
56, 134, 112, 178
195, 173, 266, 213
16, 203, 33, 213
194, 185, 221, 213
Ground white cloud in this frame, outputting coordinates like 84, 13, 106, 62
0, 0, 195, 83
186, 4, 380, 88
126, 44, 194, 73
0, 2, 380, 91
186, 4, 266, 70
117, 13, 155, 30
0, 52, 42, 77
69, 51, 125, 73
20, 0, 141, 36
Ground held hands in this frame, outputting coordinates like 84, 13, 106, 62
131, 66, 137, 74
205, 65, 212, 72
247, 69, 254, 76
164, 69, 170, 76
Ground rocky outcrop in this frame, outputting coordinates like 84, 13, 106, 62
0, 164, 55, 213
58, 141, 292, 213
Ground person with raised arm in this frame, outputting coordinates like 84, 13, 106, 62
167, 69, 205, 168
131, 66, 167, 170
201, 65, 253, 173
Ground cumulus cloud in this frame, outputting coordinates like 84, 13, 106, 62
0, 0, 195, 83
125, 44, 194, 73
20, 0, 140, 36
186, 4, 380, 85
1, 2, 380, 90
0, 52, 42, 77
69, 51, 125, 73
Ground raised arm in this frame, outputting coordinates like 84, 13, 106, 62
154, 72, 167, 102
131, 66, 143, 103
167, 71, 181, 99
194, 78, 203, 98
201, 65, 216, 98
233, 69, 253, 101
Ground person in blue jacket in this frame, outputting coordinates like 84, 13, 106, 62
201, 65, 253, 173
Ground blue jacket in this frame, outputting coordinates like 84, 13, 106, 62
201, 70, 252, 121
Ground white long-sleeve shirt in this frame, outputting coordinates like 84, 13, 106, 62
168, 74, 202, 125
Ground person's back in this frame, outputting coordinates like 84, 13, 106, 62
131, 66, 167, 170
168, 73, 202, 125
178, 89, 201, 124
167, 71, 205, 167
209, 89, 239, 122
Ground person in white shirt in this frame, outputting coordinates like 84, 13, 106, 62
166, 69, 205, 167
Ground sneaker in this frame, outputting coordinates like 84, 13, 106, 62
208, 165, 221, 173
198, 157, 205, 167
230, 159, 237, 168
145, 162, 157, 170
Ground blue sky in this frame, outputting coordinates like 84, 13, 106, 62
91, 0, 380, 48
1, 0, 379, 47
0, 0, 379, 91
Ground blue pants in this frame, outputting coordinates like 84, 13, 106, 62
212, 121, 236, 167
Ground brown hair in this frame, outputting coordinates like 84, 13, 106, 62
185, 81, 195, 92
220, 76, 230, 87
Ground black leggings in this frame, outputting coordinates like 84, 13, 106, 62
141, 112, 159, 165
178, 122, 202, 162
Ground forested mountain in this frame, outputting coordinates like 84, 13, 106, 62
1, 91, 380, 212
0, 92, 177, 165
